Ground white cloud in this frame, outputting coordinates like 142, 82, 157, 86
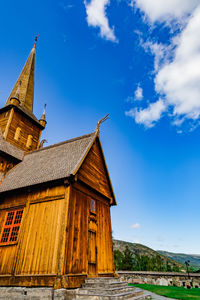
135, 85, 143, 100
84, 0, 117, 42
155, 6, 200, 121
131, 223, 140, 229
126, 99, 166, 128
142, 41, 173, 73
134, 0, 199, 23
127, 2, 200, 129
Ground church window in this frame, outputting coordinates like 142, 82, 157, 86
90, 199, 96, 213
0, 209, 24, 245
26, 134, 33, 149
14, 127, 21, 141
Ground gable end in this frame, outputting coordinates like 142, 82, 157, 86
77, 136, 116, 205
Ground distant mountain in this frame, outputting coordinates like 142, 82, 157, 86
113, 239, 184, 271
158, 250, 200, 269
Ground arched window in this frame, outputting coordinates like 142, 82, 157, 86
26, 134, 33, 149
14, 127, 21, 141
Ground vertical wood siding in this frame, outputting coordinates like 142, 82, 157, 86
0, 185, 69, 277
0, 111, 10, 134
65, 187, 89, 275
97, 200, 114, 274
65, 184, 114, 277
78, 140, 112, 200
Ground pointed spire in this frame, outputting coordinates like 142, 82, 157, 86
15, 80, 21, 99
39, 104, 47, 127
5, 36, 38, 112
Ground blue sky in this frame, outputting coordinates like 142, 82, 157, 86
0, 0, 200, 254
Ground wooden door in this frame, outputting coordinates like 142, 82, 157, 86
88, 230, 97, 275
88, 199, 97, 276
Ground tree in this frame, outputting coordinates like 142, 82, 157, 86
114, 250, 124, 271
122, 246, 134, 270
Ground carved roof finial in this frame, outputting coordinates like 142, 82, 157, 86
95, 114, 109, 135
39, 139, 47, 149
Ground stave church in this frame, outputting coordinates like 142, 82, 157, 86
0, 38, 116, 289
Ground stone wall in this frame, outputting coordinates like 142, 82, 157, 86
117, 271, 200, 289
0, 287, 77, 300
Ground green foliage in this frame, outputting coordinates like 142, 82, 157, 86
131, 284, 200, 300
114, 250, 124, 271
121, 246, 134, 270
114, 247, 181, 272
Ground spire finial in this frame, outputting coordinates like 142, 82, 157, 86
43, 103, 46, 115
39, 103, 47, 127
95, 114, 109, 135
33, 34, 39, 48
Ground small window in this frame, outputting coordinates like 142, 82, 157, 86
90, 199, 96, 213
0, 209, 24, 245
14, 127, 21, 141
26, 135, 33, 149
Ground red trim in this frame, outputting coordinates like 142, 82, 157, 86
0, 209, 23, 245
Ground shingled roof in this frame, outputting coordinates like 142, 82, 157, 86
0, 133, 96, 193
0, 134, 24, 161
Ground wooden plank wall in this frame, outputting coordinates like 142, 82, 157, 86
78, 140, 112, 200
97, 199, 114, 274
65, 187, 89, 275
0, 185, 69, 279
65, 184, 115, 277
6, 110, 41, 151
0, 111, 10, 134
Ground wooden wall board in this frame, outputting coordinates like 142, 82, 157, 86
0, 184, 70, 286
78, 139, 112, 200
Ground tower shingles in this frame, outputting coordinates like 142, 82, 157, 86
5, 47, 35, 112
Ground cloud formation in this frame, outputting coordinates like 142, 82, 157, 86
134, 0, 199, 23
84, 0, 117, 42
126, 99, 166, 128
131, 223, 140, 229
135, 85, 143, 100
127, 2, 200, 128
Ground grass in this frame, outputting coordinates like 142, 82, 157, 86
129, 284, 200, 300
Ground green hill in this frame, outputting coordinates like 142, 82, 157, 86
113, 239, 184, 271
158, 250, 200, 269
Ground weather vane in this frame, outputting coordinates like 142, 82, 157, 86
95, 113, 109, 135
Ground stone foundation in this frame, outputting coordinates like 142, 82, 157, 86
0, 287, 74, 300
117, 271, 200, 289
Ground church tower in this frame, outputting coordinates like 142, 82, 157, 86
0, 37, 46, 152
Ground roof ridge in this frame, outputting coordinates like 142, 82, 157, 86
25, 132, 96, 155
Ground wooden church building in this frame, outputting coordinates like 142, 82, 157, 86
0, 39, 116, 289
